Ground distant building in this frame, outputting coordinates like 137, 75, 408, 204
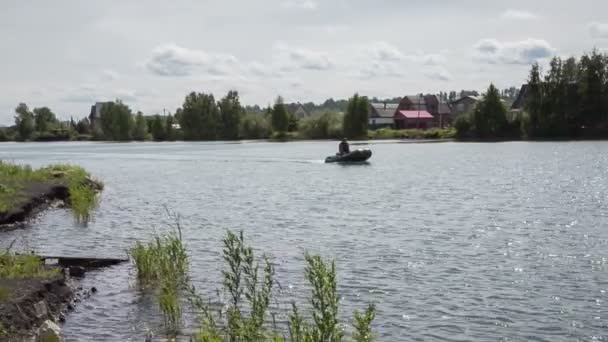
396, 94, 453, 129
393, 110, 435, 129
89, 101, 112, 129
294, 105, 309, 120
369, 102, 398, 128
451, 96, 481, 118
510, 84, 530, 112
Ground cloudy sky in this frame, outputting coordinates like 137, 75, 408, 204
1, 0, 607, 124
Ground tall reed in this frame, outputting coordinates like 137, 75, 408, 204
129, 229, 188, 336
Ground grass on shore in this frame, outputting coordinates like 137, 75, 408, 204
131, 228, 377, 341
367, 127, 456, 140
0, 251, 59, 280
0, 161, 101, 221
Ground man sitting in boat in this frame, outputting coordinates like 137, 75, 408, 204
338, 138, 350, 155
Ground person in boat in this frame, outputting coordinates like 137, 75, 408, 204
338, 138, 350, 155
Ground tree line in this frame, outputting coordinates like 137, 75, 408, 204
455, 50, 608, 140
3, 91, 370, 142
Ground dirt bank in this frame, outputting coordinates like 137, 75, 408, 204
0, 273, 73, 341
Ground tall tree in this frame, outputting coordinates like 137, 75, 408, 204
32, 107, 58, 132
14, 103, 35, 141
524, 63, 543, 137
472, 84, 507, 138
343, 93, 369, 138
219, 90, 243, 140
579, 49, 607, 127
99, 101, 133, 141
179, 92, 220, 140
271, 96, 289, 134
132, 112, 148, 141
151, 115, 166, 141
165, 115, 175, 141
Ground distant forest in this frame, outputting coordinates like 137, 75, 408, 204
245, 88, 520, 116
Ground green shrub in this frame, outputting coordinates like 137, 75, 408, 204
240, 113, 270, 139
131, 228, 376, 341
298, 112, 343, 139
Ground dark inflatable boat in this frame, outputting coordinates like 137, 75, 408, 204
325, 149, 372, 163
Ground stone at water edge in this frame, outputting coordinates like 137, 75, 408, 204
68, 266, 85, 278
37, 320, 62, 342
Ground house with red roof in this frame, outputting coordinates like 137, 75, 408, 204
393, 110, 435, 129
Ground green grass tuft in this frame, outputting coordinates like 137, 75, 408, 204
0, 161, 102, 221
0, 251, 59, 279
130, 230, 188, 336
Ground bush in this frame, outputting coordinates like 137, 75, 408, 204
240, 113, 270, 139
454, 114, 472, 138
298, 111, 343, 139
368, 128, 455, 140
131, 228, 377, 341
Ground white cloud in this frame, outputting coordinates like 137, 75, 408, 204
473, 38, 555, 65
367, 41, 404, 61
404, 53, 447, 66
274, 42, 333, 70
62, 85, 139, 103
424, 67, 452, 81
501, 9, 538, 20
282, 0, 317, 10
144, 44, 239, 77
358, 61, 404, 79
589, 22, 608, 39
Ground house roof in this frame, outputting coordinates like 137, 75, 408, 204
404, 96, 427, 105
395, 110, 434, 119
451, 96, 481, 105
370, 103, 398, 118
437, 103, 452, 114
371, 103, 399, 109
511, 84, 529, 110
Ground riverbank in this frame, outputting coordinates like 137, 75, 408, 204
0, 253, 70, 341
0, 162, 106, 340
0, 162, 102, 227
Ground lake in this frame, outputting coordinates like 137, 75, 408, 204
1, 140, 607, 341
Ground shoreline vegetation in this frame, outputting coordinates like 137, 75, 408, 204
130, 226, 377, 341
0, 162, 103, 226
2, 51, 608, 144
0, 162, 104, 340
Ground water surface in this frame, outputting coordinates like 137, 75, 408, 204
1, 141, 607, 341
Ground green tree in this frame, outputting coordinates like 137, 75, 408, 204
99, 101, 133, 141
579, 49, 607, 127
472, 84, 508, 138
270, 96, 289, 135
240, 113, 270, 139
133, 112, 148, 141
524, 63, 543, 138
165, 115, 175, 141
343, 93, 369, 138
151, 115, 166, 141
14, 103, 35, 141
75, 118, 91, 135
179, 92, 220, 140
219, 90, 243, 140
32, 107, 58, 132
